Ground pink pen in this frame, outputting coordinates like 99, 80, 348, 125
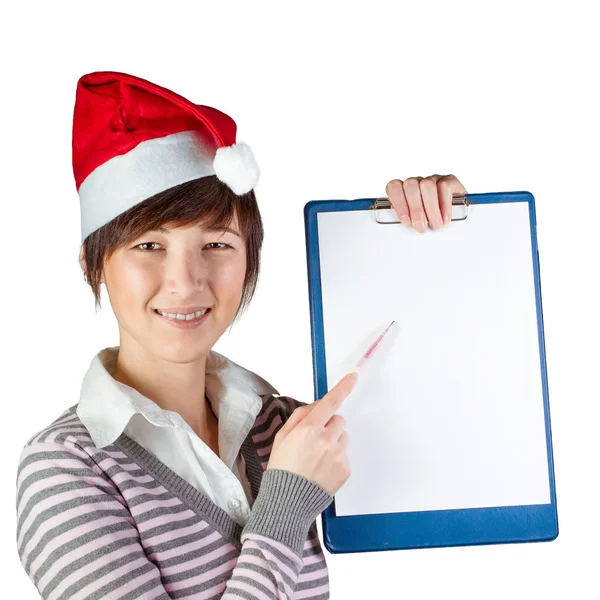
352, 320, 395, 376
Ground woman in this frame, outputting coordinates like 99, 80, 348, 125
15, 71, 467, 599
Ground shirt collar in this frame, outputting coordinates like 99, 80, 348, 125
77, 346, 279, 449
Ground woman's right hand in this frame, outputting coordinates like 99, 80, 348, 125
266, 372, 359, 496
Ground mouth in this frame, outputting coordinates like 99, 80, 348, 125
153, 307, 211, 328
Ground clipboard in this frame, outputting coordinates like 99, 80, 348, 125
303, 191, 558, 553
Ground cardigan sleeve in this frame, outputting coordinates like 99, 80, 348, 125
16, 439, 172, 599
16, 435, 332, 599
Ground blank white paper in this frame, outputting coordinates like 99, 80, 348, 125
316, 201, 551, 516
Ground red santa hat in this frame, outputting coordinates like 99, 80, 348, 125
72, 71, 260, 241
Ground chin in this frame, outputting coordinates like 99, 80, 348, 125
151, 340, 212, 365
146, 327, 219, 365
132, 309, 233, 363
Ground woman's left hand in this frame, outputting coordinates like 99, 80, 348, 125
385, 174, 468, 233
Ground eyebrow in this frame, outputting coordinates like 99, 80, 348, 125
154, 225, 242, 238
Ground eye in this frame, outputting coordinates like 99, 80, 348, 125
205, 242, 233, 250
134, 242, 162, 251
132, 241, 233, 252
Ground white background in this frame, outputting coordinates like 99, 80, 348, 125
2, 1, 598, 598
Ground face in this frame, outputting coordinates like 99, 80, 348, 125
91, 212, 246, 364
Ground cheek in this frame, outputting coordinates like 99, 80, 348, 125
210, 256, 246, 297
214, 260, 245, 282
105, 259, 158, 312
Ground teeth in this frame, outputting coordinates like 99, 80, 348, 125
157, 308, 208, 320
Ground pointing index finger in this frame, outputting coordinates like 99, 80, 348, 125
307, 372, 359, 427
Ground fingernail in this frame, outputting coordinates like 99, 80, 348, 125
432, 217, 442, 230
416, 220, 427, 233
444, 213, 451, 224
400, 215, 411, 227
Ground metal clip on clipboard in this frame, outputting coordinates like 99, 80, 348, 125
369, 195, 470, 224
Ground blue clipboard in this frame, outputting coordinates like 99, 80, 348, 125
303, 191, 558, 554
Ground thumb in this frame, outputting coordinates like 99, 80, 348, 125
277, 404, 310, 438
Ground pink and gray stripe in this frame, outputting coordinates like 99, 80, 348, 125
16, 395, 333, 599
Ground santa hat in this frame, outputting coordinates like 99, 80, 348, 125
72, 71, 260, 241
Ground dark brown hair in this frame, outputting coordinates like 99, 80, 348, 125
80, 175, 263, 327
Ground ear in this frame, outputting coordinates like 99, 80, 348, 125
79, 246, 106, 285
78, 246, 87, 273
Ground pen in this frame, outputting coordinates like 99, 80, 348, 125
351, 320, 395, 377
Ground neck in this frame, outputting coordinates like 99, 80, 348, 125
111, 336, 218, 450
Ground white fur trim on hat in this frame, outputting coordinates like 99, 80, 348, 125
213, 142, 260, 195
78, 129, 217, 241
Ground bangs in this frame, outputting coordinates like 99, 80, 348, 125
101, 176, 251, 258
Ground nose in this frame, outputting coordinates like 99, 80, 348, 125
164, 248, 208, 299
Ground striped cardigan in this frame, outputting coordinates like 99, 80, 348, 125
16, 393, 334, 599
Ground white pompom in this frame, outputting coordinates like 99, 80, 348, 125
213, 141, 260, 195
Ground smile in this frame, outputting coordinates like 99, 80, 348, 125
155, 308, 208, 320
154, 308, 211, 328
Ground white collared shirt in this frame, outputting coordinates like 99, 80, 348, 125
77, 346, 279, 526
